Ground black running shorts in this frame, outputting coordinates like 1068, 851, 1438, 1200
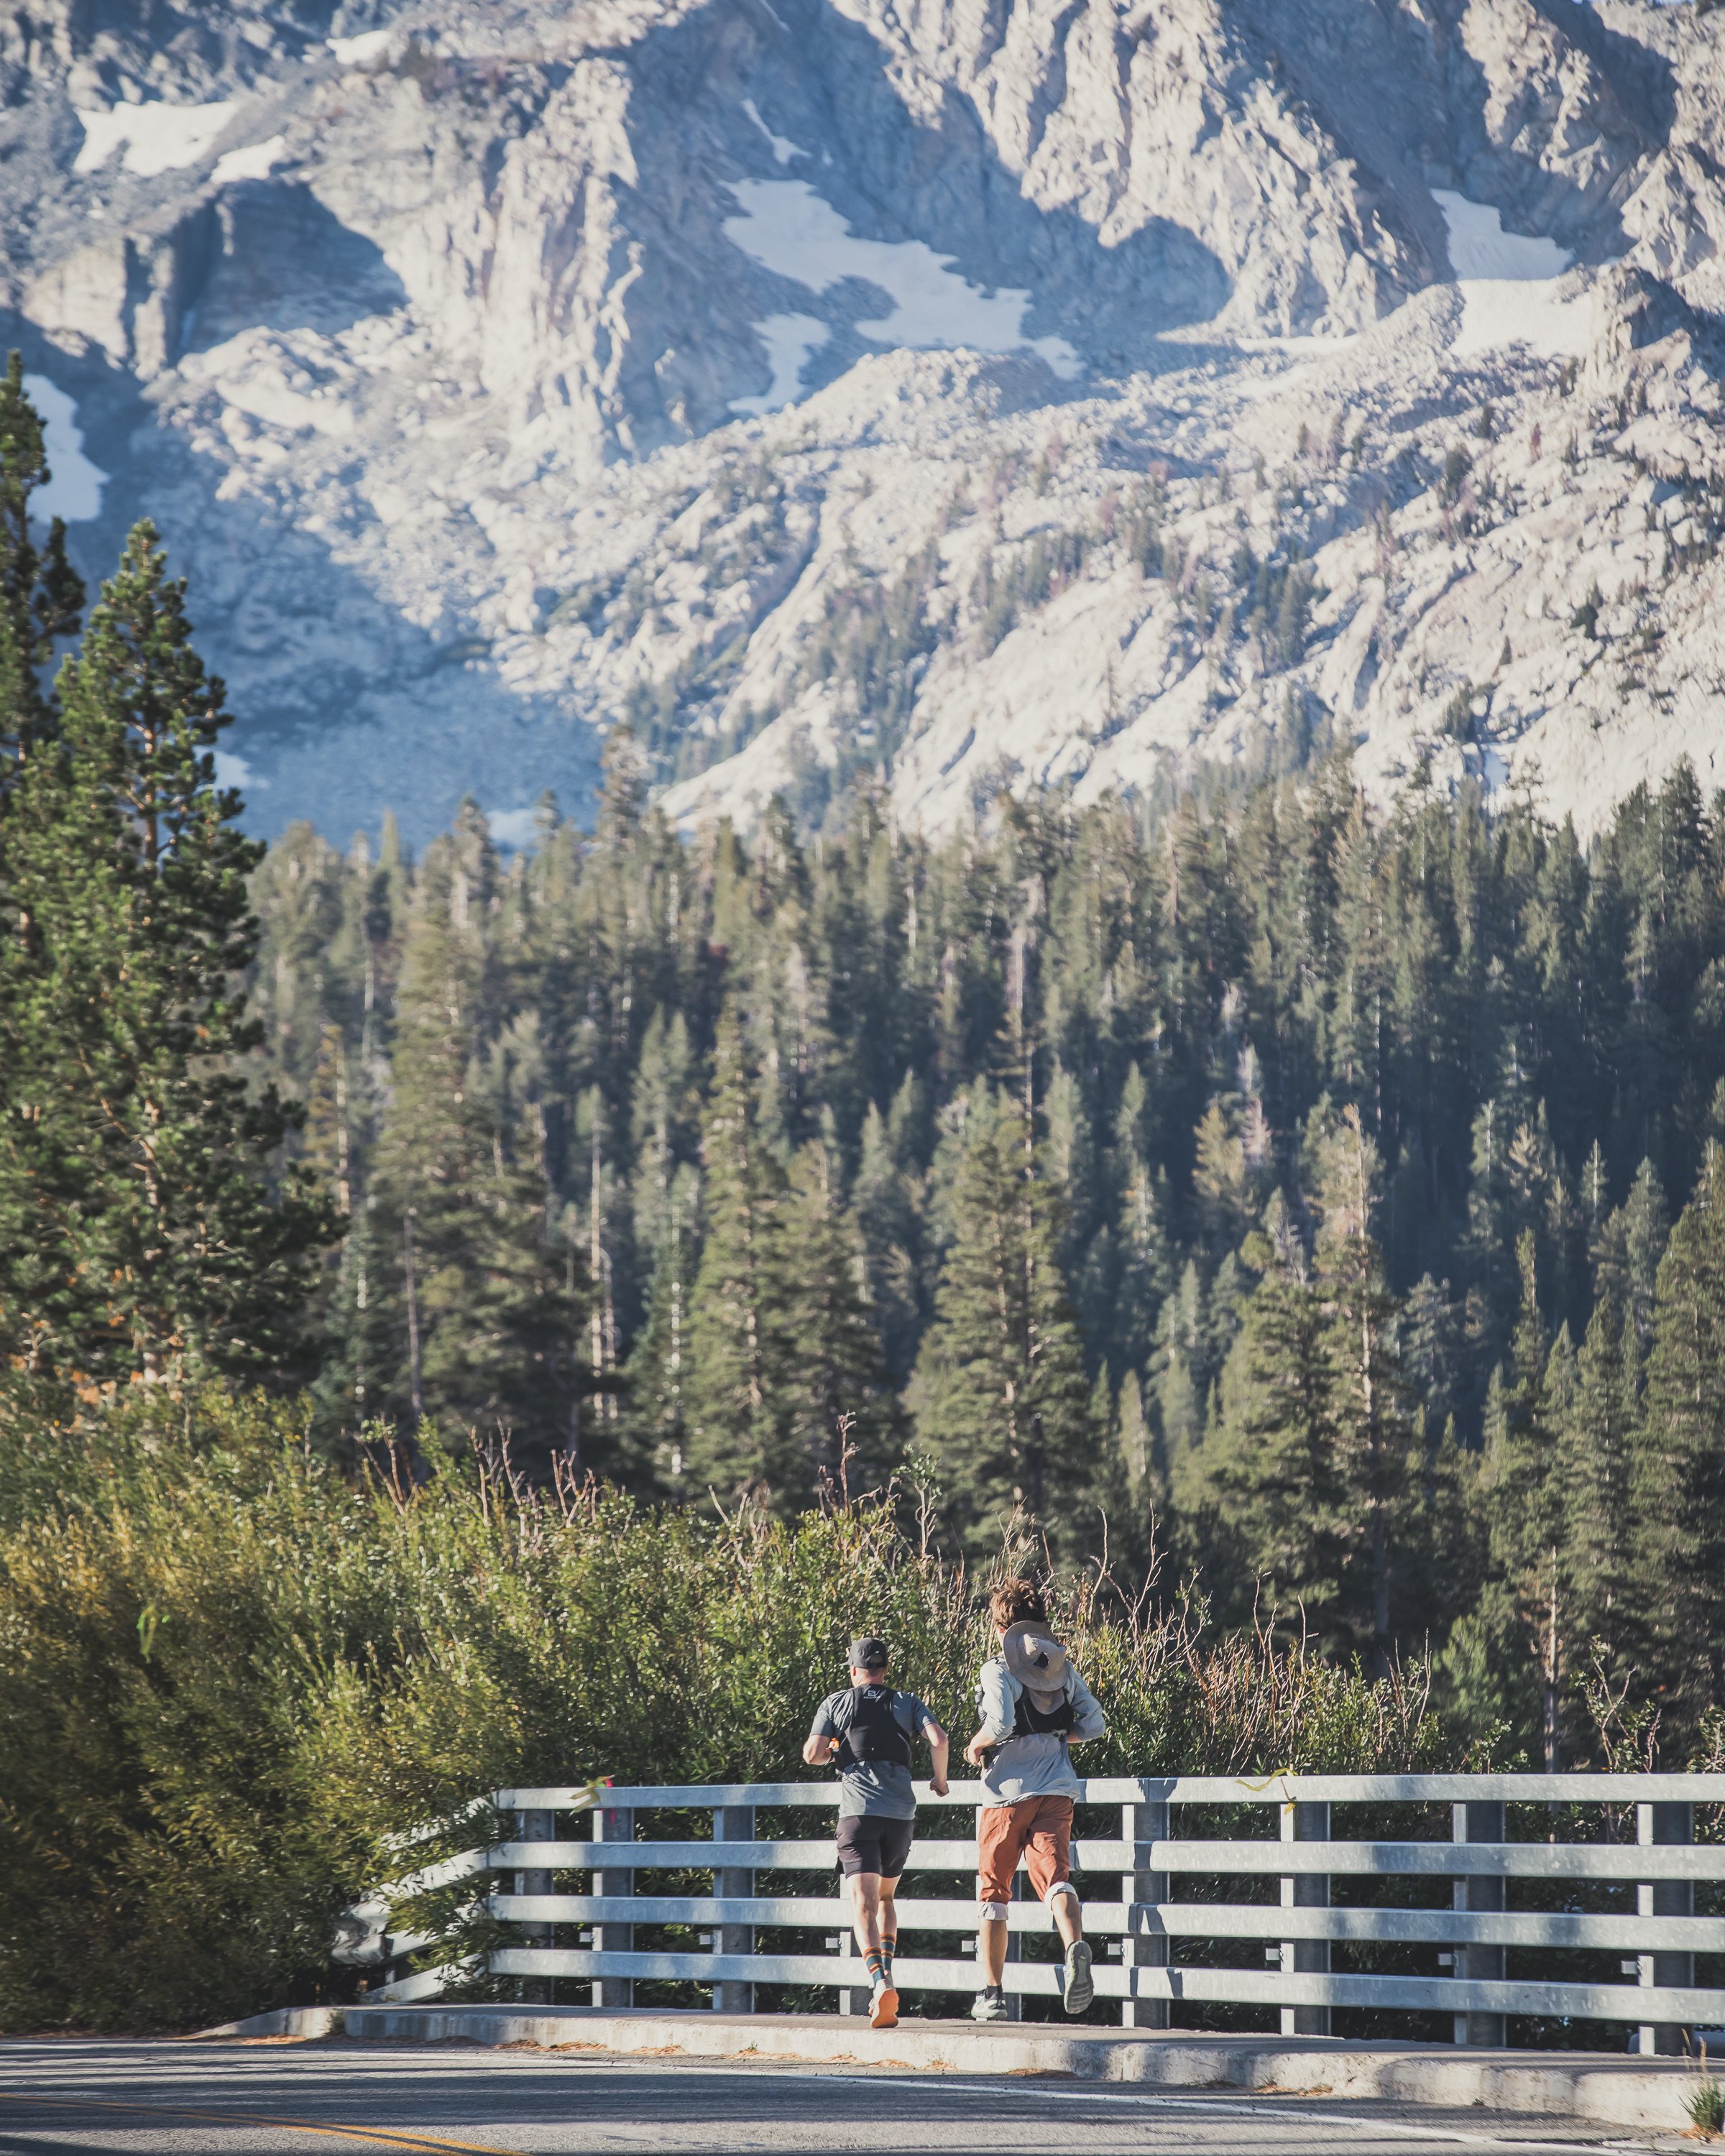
835, 1813, 915, 1879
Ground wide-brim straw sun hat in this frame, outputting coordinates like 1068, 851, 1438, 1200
1001, 1621, 1070, 1698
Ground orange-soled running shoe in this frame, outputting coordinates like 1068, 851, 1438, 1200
869, 1978, 900, 2029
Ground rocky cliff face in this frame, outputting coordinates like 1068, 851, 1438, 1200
2, 0, 1724, 839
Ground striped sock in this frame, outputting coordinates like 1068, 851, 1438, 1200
882, 1940, 895, 1978
865, 1948, 888, 1985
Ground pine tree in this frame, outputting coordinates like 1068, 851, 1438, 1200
1087, 1360, 1162, 1569
913, 1082, 1095, 1554
1044, 1058, 1109, 1344
310, 1194, 395, 1437
1484, 1234, 1570, 1766
1154, 1259, 1209, 1475
1463, 1028, 1539, 1353
249, 829, 349, 1093
1581, 1139, 1612, 1279
773, 1130, 901, 1501
1115, 1366, 1156, 1506
620, 1159, 701, 1496
0, 352, 83, 765
1311, 1105, 1417, 1672
0, 522, 327, 1378
1108, 1064, 1172, 1380
682, 1003, 792, 1501
849, 1087, 925, 1377
0, 354, 84, 1350
369, 813, 583, 1462
1400, 1273, 1462, 1445
574, 1080, 628, 1432
628, 1005, 700, 1265
1634, 1148, 1725, 1725
1193, 1097, 1254, 1256
300, 1020, 365, 1431
1556, 1288, 1639, 1690
1200, 1194, 1344, 1635
1593, 1158, 1669, 1343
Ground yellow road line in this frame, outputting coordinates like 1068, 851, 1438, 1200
0, 2089, 532, 2156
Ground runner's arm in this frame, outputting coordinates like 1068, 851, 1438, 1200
921, 1715, 950, 1796
963, 1664, 1014, 1766
1064, 1668, 1106, 1746
802, 1698, 841, 1766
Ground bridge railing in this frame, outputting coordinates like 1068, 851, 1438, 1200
357, 1774, 1725, 2051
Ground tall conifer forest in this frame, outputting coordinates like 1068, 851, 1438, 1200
247, 727, 1725, 1761
6, 358, 1725, 1783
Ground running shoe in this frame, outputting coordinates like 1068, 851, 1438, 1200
869, 1978, 899, 2029
1062, 1940, 1094, 2014
970, 1985, 1009, 2022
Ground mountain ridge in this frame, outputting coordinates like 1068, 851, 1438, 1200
2, 0, 1724, 839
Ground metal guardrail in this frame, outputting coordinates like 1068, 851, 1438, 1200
354, 1774, 1725, 2052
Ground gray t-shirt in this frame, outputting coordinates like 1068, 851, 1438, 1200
810, 1687, 937, 1820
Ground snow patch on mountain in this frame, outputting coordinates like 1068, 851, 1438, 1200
730, 313, 830, 415
325, 32, 396, 68
1435, 193, 1591, 361
724, 180, 1082, 381
211, 134, 286, 186
1437, 195, 1573, 284
72, 100, 237, 178
742, 97, 800, 166
1453, 278, 1592, 361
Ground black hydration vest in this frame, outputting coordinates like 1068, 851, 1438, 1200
1011, 1682, 1076, 1740
839, 1685, 913, 1769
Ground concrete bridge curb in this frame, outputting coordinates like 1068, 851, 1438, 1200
201, 2003, 1712, 2134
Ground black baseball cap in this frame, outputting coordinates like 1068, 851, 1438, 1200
849, 1636, 888, 1670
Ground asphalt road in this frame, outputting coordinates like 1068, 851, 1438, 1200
0, 2041, 1681, 2156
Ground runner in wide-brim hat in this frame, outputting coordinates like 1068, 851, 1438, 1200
964, 1583, 1106, 2022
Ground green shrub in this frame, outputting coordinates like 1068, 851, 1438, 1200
0, 1381, 1450, 2032
1688, 2078, 1725, 2138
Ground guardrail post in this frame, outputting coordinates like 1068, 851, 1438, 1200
1452, 1799, 1506, 2047
714, 1802, 755, 2014
593, 1797, 635, 2009
513, 1806, 553, 2006
837, 1922, 868, 2017
1004, 1865, 1026, 2022
1279, 1799, 1330, 2037
1122, 1788, 1169, 2029
1637, 1800, 1694, 2056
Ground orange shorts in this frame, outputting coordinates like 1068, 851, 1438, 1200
976, 1793, 1075, 1907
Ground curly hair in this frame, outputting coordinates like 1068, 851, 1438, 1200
988, 1578, 1048, 1631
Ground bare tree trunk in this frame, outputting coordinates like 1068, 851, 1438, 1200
354, 1203, 369, 1415
1544, 1549, 1561, 1774
403, 1207, 423, 1420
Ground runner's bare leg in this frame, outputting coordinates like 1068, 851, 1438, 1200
978, 1902, 1009, 1986
847, 1871, 884, 1956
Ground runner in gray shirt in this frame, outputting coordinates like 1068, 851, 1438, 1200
804, 1636, 949, 2028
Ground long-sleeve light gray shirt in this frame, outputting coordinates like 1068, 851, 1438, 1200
973, 1656, 1105, 1807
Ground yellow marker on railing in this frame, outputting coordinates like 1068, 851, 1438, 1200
1235, 1767, 1297, 1799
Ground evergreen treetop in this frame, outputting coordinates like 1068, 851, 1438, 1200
0, 518, 328, 1378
